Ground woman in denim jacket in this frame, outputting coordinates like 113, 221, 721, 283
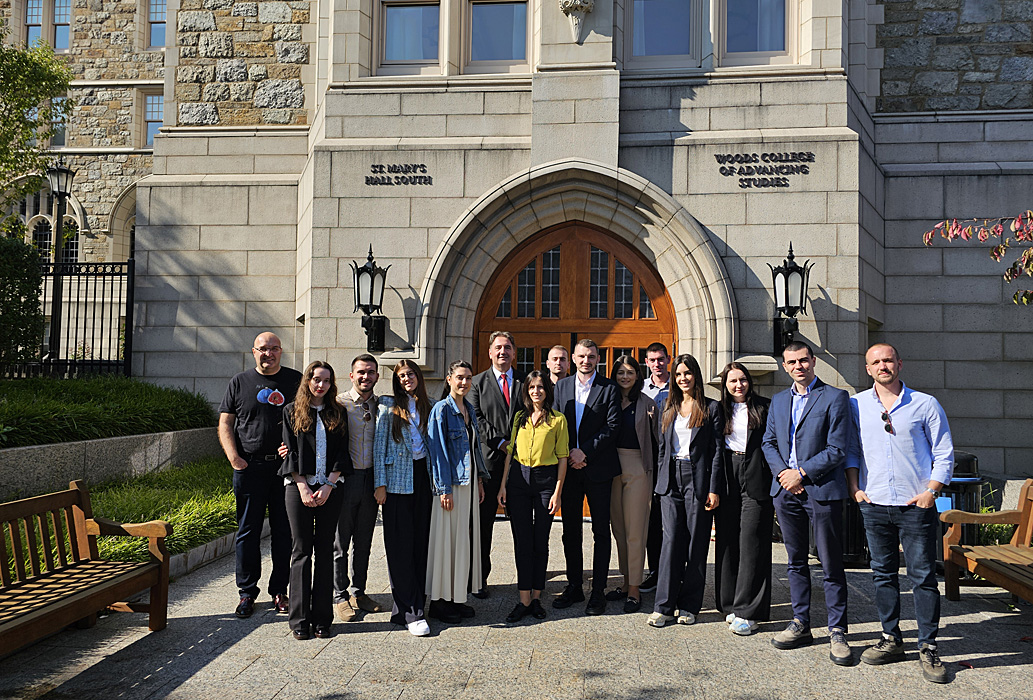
425, 360, 490, 624
373, 359, 435, 637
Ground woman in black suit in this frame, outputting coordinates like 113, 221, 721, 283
647, 354, 723, 628
714, 362, 773, 636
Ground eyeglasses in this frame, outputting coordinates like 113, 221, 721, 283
881, 411, 894, 435
254, 346, 281, 353
361, 401, 372, 423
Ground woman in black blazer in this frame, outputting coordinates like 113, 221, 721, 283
647, 354, 723, 628
280, 360, 353, 640
714, 362, 773, 636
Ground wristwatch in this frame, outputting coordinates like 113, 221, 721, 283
925, 487, 940, 497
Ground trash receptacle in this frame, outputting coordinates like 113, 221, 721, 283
936, 451, 985, 565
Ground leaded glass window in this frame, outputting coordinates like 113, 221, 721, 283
516, 259, 535, 317
496, 286, 511, 318
640, 286, 655, 319
541, 246, 560, 318
614, 260, 634, 318
515, 347, 535, 376
589, 246, 608, 319
32, 219, 53, 260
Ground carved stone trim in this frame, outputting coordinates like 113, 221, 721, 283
558, 0, 594, 44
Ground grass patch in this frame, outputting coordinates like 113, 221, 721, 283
92, 457, 236, 562
0, 375, 215, 448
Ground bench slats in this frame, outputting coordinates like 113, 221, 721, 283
51, 509, 68, 568
8, 521, 27, 582
24, 516, 41, 578
0, 524, 9, 588
38, 514, 55, 572
962, 544, 1033, 567
65, 505, 82, 563
0, 490, 81, 522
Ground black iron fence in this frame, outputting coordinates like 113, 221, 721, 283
2, 260, 135, 378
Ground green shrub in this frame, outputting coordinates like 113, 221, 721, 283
0, 375, 215, 447
0, 235, 44, 365
92, 457, 236, 562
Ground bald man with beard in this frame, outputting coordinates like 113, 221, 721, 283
219, 332, 302, 619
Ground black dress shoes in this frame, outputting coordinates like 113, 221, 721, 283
471, 587, 489, 599
529, 599, 547, 619
586, 590, 607, 616
429, 599, 462, 624
314, 625, 332, 639
604, 587, 628, 602
640, 571, 658, 593
552, 584, 585, 609
454, 602, 476, 618
505, 603, 529, 623
235, 595, 255, 618
624, 596, 642, 614
292, 626, 311, 640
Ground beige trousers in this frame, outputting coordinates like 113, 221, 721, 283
610, 448, 653, 588
426, 481, 482, 603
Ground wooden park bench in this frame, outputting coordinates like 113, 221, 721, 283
941, 478, 1033, 604
0, 480, 172, 657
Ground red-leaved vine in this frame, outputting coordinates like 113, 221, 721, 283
922, 210, 1033, 305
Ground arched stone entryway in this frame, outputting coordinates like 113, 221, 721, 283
417, 158, 737, 379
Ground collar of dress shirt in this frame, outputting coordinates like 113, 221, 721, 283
790, 375, 819, 397
577, 371, 596, 391
870, 381, 906, 412
646, 377, 668, 391
492, 366, 513, 384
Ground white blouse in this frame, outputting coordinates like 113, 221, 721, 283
725, 401, 748, 452
672, 413, 699, 459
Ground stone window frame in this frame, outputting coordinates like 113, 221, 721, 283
142, 0, 167, 50
52, 0, 71, 51
137, 88, 165, 149
18, 0, 72, 51
461, 0, 532, 75
49, 94, 68, 149
715, 0, 797, 68
12, 186, 82, 264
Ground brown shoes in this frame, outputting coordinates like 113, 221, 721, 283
351, 594, 383, 613
335, 599, 357, 622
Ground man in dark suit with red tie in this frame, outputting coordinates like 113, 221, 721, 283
552, 338, 621, 615
470, 330, 524, 598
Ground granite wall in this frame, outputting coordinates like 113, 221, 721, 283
878, 0, 1033, 111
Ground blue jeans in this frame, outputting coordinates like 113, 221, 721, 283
859, 501, 940, 647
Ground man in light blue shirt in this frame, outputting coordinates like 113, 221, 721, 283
847, 342, 953, 684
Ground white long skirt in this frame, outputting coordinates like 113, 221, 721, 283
426, 481, 482, 603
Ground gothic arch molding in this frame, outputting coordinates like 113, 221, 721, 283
416, 158, 737, 380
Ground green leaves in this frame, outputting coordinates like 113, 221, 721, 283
0, 237, 44, 364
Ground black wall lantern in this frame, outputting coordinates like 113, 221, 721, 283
350, 246, 390, 353
768, 243, 813, 357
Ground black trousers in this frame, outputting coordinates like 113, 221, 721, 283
714, 453, 773, 621
382, 458, 432, 624
233, 457, 291, 599
333, 468, 379, 602
478, 462, 504, 585
646, 468, 662, 573
507, 462, 558, 591
655, 459, 712, 616
560, 467, 612, 592
284, 483, 344, 632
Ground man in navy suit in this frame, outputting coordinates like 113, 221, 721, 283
761, 341, 853, 666
552, 339, 621, 615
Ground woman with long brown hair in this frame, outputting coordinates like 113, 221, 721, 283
647, 354, 723, 628
280, 360, 353, 640
714, 362, 773, 636
373, 359, 436, 636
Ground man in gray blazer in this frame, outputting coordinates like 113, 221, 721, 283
469, 330, 523, 598
761, 341, 853, 666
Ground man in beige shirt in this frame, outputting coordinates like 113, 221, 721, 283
333, 353, 384, 621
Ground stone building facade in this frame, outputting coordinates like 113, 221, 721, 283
4, 0, 1033, 488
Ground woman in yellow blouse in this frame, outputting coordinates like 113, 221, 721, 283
497, 370, 568, 623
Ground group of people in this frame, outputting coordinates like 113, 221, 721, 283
218, 330, 955, 684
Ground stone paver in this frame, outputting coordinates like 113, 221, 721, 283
2, 521, 1030, 699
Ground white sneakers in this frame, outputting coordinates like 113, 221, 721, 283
407, 619, 430, 637
729, 617, 758, 635
676, 612, 696, 625
647, 612, 675, 627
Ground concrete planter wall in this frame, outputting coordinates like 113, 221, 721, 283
0, 427, 221, 502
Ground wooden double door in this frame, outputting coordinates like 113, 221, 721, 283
474, 222, 677, 377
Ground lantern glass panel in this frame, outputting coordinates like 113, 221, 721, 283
357, 270, 373, 308
372, 271, 385, 311
773, 271, 786, 310
787, 270, 803, 310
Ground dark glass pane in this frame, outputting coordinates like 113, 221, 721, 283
727, 0, 785, 53
589, 246, 608, 319
516, 259, 535, 317
150, 23, 165, 48
516, 347, 534, 377
614, 259, 634, 318
384, 4, 439, 61
597, 347, 609, 376
54, 25, 70, 50
496, 286, 511, 318
541, 246, 560, 318
471, 2, 526, 61
60, 221, 78, 263
640, 285, 655, 319
32, 219, 52, 260
27, 26, 42, 46
540, 347, 549, 374
633, 0, 691, 57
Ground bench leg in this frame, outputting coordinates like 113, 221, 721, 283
75, 612, 98, 629
943, 557, 960, 601
148, 578, 169, 631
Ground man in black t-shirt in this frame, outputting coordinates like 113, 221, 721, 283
218, 331, 302, 618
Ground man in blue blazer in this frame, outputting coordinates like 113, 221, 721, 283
552, 339, 621, 615
761, 341, 853, 666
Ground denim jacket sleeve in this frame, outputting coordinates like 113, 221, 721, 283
426, 402, 452, 496
373, 398, 393, 490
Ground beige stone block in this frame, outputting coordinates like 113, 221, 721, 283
676, 193, 746, 227
248, 185, 299, 225
244, 301, 296, 327
532, 100, 574, 125
311, 198, 339, 228
688, 82, 762, 109
753, 104, 828, 130
886, 275, 1004, 305
339, 197, 411, 228
337, 114, 446, 138
198, 274, 295, 301
446, 114, 531, 138
195, 326, 268, 353
882, 303, 944, 333
884, 177, 943, 221
255, 154, 308, 174
150, 186, 249, 226
532, 122, 617, 167
575, 98, 619, 124
484, 90, 531, 115
463, 149, 529, 199
884, 248, 942, 276
248, 250, 296, 277
531, 71, 618, 102
305, 257, 336, 288
143, 300, 246, 327
401, 91, 484, 115
165, 155, 256, 175
136, 224, 201, 250
199, 224, 296, 251
144, 351, 243, 378
745, 192, 828, 225
413, 197, 471, 230
329, 227, 429, 258
134, 325, 199, 353
827, 192, 859, 224
728, 224, 837, 257
154, 137, 209, 157
145, 250, 247, 277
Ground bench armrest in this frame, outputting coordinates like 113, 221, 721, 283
939, 509, 1021, 525
86, 517, 173, 538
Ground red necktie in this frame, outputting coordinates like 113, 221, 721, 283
501, 373, 510, 407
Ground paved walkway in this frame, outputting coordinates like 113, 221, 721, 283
3, 521, 1031, 700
